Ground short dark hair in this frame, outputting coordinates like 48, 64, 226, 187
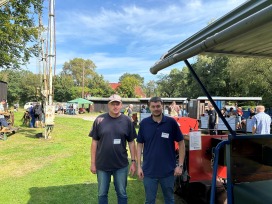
149, 97, 163, 104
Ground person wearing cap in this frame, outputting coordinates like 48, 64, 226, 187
0, 99, 9, 130
137, 96, 185, 204
89, 94, 137, 204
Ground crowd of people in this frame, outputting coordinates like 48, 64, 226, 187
89, 94, 271, 204
23, 102, 44, 128
207, 104, 271, 134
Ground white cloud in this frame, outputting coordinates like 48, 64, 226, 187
34, 0, 247, 83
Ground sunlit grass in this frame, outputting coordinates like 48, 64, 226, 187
0, 110, 182, 204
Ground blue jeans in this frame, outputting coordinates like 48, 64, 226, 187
143, 175, 175, 204
97, 166, 128, 204
0, 118, 8, 127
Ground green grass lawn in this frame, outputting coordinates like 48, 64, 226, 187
0, 110, 178, 204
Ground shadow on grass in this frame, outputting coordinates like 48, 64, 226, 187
27, 180, 186, 204
28, 183, 98, 204
27, 181, 146, 204
15, 128, 43, 139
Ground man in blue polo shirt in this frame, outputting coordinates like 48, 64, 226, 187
137, 97, 185, 204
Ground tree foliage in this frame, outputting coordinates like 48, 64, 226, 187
156, 55, 272, 106
144, 80, 157, 97
117, 73, 145, 98
87, 73, 114, 97
157, 68, 189, 97
0, 0, 43, 69
62, 58, 96, 86
0, 70, 41, 104
119, 73, 144, 86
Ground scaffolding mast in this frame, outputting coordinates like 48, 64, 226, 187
43, 0, 56, 138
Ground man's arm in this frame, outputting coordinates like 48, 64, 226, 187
174, 140, 185, 176
178, 140, 185, 166
128, 140, 136, 176
90, 139, 98, 174
137, 142, 144, 179
252, 126, 256, 134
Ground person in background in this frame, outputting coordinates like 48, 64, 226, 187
0, 99, 10, 130
227, 107, 236, 117
208, 104, 217, 135
34, 102, 43, 128
137, 97, 185, 204
252, 105, 271, 134
248, 108, 256, 119
89, 94, 137, 204
236, 107, 244, 129
127, 104, 134, 122
169, 101, 180, 117
141, 105, 147, 113
29, 105, 36, 128
221, 107, 228, 117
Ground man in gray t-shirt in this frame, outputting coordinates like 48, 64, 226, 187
89, 94, 137, 204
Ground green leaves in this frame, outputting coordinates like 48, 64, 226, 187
0, 0, 43, 69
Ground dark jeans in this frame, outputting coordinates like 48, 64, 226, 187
97, 166, 128, 204
209, 122, 216, 135
143, 175, 175, 204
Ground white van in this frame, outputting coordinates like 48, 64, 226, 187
24, 102, 36, 110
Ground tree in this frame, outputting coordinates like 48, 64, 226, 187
62, 58, 96, 86
53, 74, 74, 102
119, 73, 144, 86
144, 80, 157, 97
87, 73, 114, 97
117, 76, 139, 98
186, 56, 230, 98
0, 70, 41, 104
227, 57, 272, 106
0, 0, 43, 69
157, 68, 188, 97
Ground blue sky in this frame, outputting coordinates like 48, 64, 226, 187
28, 0, 246, 83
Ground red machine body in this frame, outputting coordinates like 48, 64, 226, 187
174, 117, 227, 182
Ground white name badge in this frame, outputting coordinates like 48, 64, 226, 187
161, 132, 169, 138
113, 139, 121, 144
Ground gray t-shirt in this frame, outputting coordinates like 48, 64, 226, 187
89, 113, 136, 171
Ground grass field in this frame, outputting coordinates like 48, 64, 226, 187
0, 110, 182, 204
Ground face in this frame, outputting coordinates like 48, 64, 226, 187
108, 101, 122, 115
149, 101, 163, 117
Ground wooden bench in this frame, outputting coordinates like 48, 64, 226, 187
0, 127, 15, 141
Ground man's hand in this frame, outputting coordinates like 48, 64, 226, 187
129, 162, 136, 176
174, 166, 183, 176
90, 163, 96, 174
137, 166, 144, 180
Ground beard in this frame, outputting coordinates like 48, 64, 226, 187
152, 112, 162, 117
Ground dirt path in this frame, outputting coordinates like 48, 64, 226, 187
55, 113, 98, 121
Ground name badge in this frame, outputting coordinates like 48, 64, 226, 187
113, 139, 121, 144
161, 132, 169, 138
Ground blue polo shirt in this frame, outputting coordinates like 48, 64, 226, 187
137, 115, 183, 178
